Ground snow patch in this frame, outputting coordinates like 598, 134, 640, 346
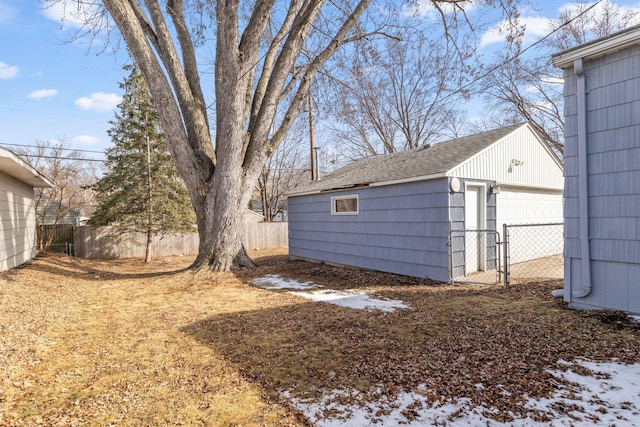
289, 289, 409, 312
251, 274, 320, 290
285, 360, 640, 426
251, 275, 409, 312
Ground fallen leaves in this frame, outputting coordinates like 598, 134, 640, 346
1, 251, 639, 426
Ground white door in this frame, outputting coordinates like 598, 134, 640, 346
465, 185, 483, 274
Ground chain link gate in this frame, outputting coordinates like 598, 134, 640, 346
449, 229, 502, 285
503, 223, 564, 286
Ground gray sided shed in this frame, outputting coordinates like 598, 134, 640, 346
288, 123, 563, 282
0, 147, 53, 271
35, 195, 84, 226
553, 25, 640, 314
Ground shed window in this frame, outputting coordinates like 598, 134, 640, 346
332, 195, 358, 215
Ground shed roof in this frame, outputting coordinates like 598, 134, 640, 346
0, 147, 54, 188
552, 24, 640, 68
288, 122, 528, 196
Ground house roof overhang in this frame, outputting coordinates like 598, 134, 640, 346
552, 24, 640, 69
0, 147, 54, 188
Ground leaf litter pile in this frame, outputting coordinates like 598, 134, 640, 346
1, 250, 640, 426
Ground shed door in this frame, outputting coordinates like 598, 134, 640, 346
465, 185, 484, 274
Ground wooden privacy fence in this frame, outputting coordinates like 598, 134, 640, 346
74, 223, 288, 259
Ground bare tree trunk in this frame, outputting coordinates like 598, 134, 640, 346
145, 228, 152, 263
191, 177, 256, 271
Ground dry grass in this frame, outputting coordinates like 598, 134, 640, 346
1, 249, 640, 425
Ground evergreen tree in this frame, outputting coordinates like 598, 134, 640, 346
90, 65, 195, 262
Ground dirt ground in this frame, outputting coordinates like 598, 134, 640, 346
1, 250, 639, 426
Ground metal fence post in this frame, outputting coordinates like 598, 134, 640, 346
503, 223, 509, 287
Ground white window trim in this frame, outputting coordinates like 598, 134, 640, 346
331, 194, 359, 215
464, 182, 488, 272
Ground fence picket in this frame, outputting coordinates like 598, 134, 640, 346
73, 223, 288, 259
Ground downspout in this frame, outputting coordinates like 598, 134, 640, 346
572, 57, 592, 298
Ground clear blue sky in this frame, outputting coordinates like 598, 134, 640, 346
1, 0, 638, 159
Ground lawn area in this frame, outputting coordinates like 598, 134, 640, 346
1, 250, 640, 426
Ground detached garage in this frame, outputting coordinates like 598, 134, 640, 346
287, 122, 563, 282
0, 147, 53, 271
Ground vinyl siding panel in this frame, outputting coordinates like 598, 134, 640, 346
0, 172, 37, 271
449, 125, 563, 190
288, 179, 451, 281
562, 40, 640, 313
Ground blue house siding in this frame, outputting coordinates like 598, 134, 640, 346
288, 179, 451, 281
560, 41, 640, 313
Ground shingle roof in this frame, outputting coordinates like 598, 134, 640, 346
289, 122, 527, 195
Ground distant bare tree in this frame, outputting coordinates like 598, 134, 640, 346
550, 0, 639, 50
482, 54, 565, 153
482, 0, 640, 154
15, 139, 97, 250
256, 125, 308, 222
329, 28, 469, 159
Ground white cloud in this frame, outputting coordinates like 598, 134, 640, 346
478, 27, 505, 48
41, 0, 99, 29
521, 16, 551, 39
0, 61, 18, 79
72, 135, 101, 145
404, 0, 477, 19
479, 15, 550, 48
27, 89, 58, 99
75, 92, 121, 112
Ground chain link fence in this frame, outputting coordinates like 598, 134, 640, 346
449, 223, 563, 286
503, 223, 563, 286
449, 229, 502, 285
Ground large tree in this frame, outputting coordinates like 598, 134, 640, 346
46, 0, 523, 271
89, 65, 195, 262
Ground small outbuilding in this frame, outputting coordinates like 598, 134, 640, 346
287, 122, 563, 282
0, 147, 53, 271
35, 194, 85, 226
553, 25, 640, 314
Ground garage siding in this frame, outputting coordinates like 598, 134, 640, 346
0, 172, 37, 271
288, 179, 451, 281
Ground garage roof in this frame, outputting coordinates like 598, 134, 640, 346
288, 123, 529, 196
0, 147, 54, 188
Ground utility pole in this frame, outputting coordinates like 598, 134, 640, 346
314, 146, 320, 180
307, 90, 316, 181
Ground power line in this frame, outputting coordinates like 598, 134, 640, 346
11, 154, 105, 163
411, 0, 605, 121
0, 143, 105, 154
